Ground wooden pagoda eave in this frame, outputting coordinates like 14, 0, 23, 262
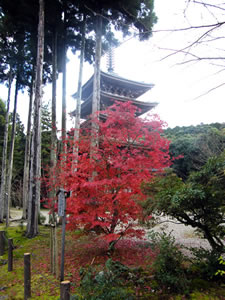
72, 71, 154, 101
71, 91, 158, 119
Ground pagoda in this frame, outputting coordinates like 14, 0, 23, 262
71, 49, 157, 120
72, 71, 157, 120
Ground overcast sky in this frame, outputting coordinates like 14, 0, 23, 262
2, 0, 225, 129
111, 0, 225, 128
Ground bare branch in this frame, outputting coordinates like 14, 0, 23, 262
193, 1, 225, 12
160, 22, 224, 61
192, 82, 225, 100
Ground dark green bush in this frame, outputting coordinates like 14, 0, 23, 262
73, 259, 152, 299
189, 247, 225, 280
149, 231, 190, 294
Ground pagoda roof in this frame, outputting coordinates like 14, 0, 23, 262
73, 90, 157, 119
72, 71, 154, 101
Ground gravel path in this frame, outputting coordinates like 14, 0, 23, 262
146, 216, 212, 254
8, 209, 213, 253
9, 208, 50, 225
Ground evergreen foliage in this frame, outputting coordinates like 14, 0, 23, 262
142, 151, 225, 252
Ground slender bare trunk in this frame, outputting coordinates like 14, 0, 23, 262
5, 77, 19, 227
61, 3, 67, 146
0, 71, 12, 223
22, 74, 34, 219
26, 0, 44, 238
51, 30, 57, 173
90, 15, 102, 158
61, 49, 67, 142
50, 29, 58, 277
92, 15, 102, 117
73, 17, 86, 170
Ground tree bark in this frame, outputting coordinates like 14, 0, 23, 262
61, 47, 67, 143
26, 0, 44, 238
61, 3, 67, 146
0, 71, 12, 223
51, 30, 57, 173
92, 15, 102, 117
50, 29, 58, 277
22, 72, 34, 219
5, 77, 19, 227
90, 15, 102, 157
73, 16, 86, 170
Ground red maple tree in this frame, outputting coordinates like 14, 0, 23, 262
47, 102, 171, 245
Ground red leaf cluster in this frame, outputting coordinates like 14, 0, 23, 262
46, 101, 171, 243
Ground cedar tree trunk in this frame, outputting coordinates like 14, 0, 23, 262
0, 71, 12, 222
26, 0, 44, 238
5, 77, 19, 227
22, 73, 34, 219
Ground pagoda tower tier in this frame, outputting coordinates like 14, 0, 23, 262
71, 71, 158, 119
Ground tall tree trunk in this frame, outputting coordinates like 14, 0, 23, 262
51, 30, 57, 175
22, 73, 34, 219
61, 2, 67, 146
26, 0, 45, 238
91, 15, 102, 157
92, 15, 102, 117
0, 71, 13, 223
61, 46, 67, 143
5, 77, 19, 227
50, 29, 58, 277
73, 17, 86, 170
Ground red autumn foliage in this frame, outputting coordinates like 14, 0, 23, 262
46, 101, 171, 243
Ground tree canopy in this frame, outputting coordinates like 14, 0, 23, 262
45, 102, 171, 247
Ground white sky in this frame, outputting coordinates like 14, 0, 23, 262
1, 0, 225, 130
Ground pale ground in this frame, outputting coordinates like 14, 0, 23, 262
8, 208, 212, 253
146, 216, 212, 254
9, 208, 50, 223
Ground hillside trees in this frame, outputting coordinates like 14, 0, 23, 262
164, 124, 225, 180
46, 102, 171, 249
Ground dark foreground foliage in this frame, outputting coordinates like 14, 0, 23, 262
0, 225, 225, 299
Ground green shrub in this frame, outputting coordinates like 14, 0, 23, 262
149, 231, 190, 294
190, 247, 225, 280
215, 256, 225, 277
73, 259, 153, 299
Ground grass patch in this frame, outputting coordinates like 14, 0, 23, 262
0, 225, 59, 299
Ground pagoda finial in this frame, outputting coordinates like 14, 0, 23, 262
107, 43, 115, 73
